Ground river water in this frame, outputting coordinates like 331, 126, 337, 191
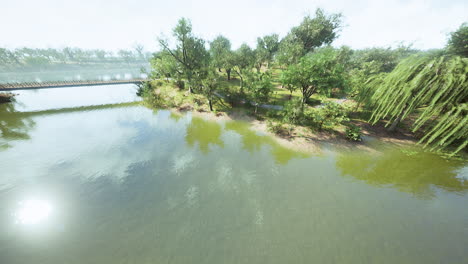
0, 84, 467, 264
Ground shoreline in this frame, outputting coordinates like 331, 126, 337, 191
0, 92, 15, 104
167, 105, 417, 155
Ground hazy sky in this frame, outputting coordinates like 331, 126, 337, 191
1, 0, 466, 52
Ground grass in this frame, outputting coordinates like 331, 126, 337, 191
142, 68, 382, 145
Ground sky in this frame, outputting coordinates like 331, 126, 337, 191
1, 0, 467, 52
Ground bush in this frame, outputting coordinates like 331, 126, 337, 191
345, 124, 362, 141
308, 101, 349, 130
154, 80, 165, 87
175, 80, 185, 90
267, 121, 289, 135
281, 98, 305, 125
136, 81, 152, 97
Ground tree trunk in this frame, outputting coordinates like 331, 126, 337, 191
239, 75, 244, 94
388, 106, 407, 132
354, 101, 361, 112
388, 115, 402, 132
226, 69, 231, 80
301, 93, 307, 111
209, 99, 213, 111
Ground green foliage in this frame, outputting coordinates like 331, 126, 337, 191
244, 71, 274, 113
200, 71, 221, 111
351, 46, 416, 73
267, 120, 288, 135
447, 23, 468, 57
345, 124, 362, 141
157, 18, 210, 92
276, 34, 305, 66
281, 47, 347, 106
255, 34, 280, 68
150, 51, 180, 81
346, 46, 417, 110
210, 35, 233, 71
279, 67, 297, 97
233, 44, 255, 70
232, 44, 256, 89
370, 54, 468, 155
277, 8, 342, 65
309, 102, 349, 130
349, 69, 386, 110
281, 98, 305, 125
136, 81, 153, 97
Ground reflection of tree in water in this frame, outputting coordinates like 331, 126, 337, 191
0, 103, 35, 150
224, 121, 308, 164
336, 148, 467, 199
185, 117, 224, 154
169, 112, 183, 122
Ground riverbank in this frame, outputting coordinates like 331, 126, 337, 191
140, 80, 419, 155
164, 105, 417, 156
0, 92, 15, 103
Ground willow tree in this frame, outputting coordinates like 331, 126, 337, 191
370, 54, 468, 155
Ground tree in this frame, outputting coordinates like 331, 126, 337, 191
150, 51, 180, 81
279, 67, 297, 100
133, 44, 146, 60
210, 35, 234, 80
255, 34, 279, 68
369, 54, 468, 155
447, 23, 468, 57
158, 18, 210, 93
232, 44, 255, 92
118, 49, 135, 64
201, 71, 221, 111
244, 71, 274, 113
350, 46, 416, 73
310, 102, 348, 130
280, 47, 346, 109
276, 34, 305, 66
277, 8, 342, 66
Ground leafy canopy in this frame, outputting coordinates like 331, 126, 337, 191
210, 35, 232, 69
158, 18, 210, 90
370, 54, 468, 155
277, 8, 342, 65
447, 23, 468, 57
280, 47, 347, 105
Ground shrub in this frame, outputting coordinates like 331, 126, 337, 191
154, 80, 165, 87
175, 80, 185, 90
281, 98, 305, 125
136, 81, 152, 97
345, 124, 362, 141
308, 101, 349, 130
267, 121, 289, 135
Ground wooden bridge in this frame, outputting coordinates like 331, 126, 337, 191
0, 78, 147, 91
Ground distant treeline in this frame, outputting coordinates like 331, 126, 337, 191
0, 46, 152, 71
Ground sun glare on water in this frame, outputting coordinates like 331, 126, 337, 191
15, 199, 53, 225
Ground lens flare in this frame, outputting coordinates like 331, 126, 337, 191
15, 199, 53, 225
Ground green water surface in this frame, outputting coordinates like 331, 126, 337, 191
0, 85, 466, 264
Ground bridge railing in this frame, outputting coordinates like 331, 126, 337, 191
0, 78, 147, 90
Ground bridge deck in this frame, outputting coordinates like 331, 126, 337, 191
0, 79, 146, 91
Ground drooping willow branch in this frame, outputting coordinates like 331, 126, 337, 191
369, 54, 468, 155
